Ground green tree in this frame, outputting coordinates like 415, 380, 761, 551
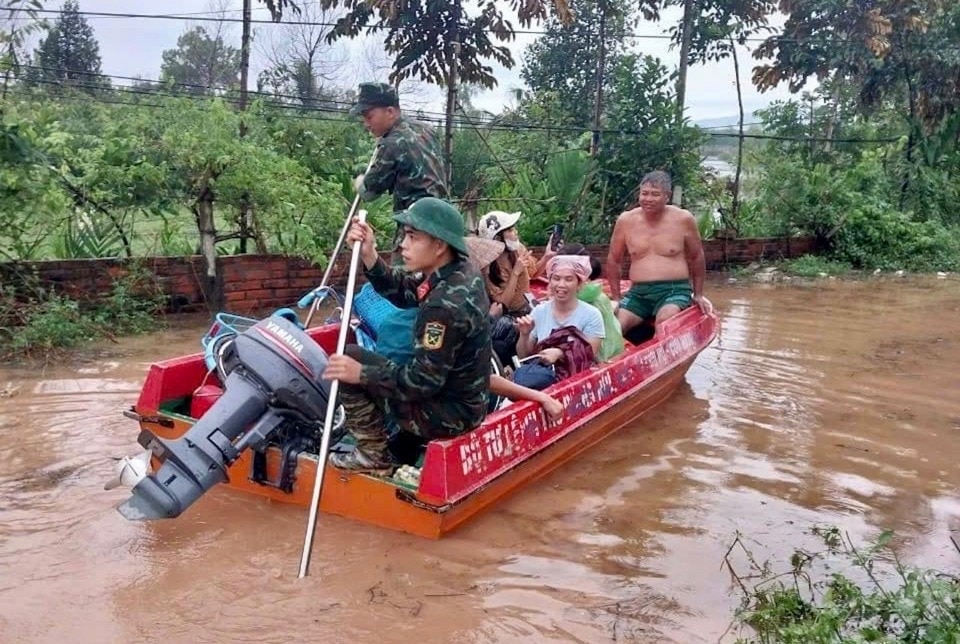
160, 26, 241, 95
256, 3, 345, 107
618, 0, 771, 123
600, 54, 703, 217
753, 0, 960, 135
320, 0, 575, 182
0, 94, 72, 260
521, 0, 634, 127
321, 0, 511, 90
752, 0, 960, 213
675, 0, 774, 225
25, 0, 106, 93
1, 0, 47, 97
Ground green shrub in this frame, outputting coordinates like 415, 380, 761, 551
0, 269, 165, 361
728, 528, 960, 643
90, 267, 166, 335
745, 149, 960, 272
781, 254, 852, 277
832, 206, 960, 271
0, 288, 98, 354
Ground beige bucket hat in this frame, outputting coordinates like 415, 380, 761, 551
464, 236, 505, 271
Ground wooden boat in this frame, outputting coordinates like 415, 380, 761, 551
125, 296, 718, 538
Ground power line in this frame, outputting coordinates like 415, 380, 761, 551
17, 62, 458, 119
16, 64, 777, 135
7, 82, 905, 144
2, 87, 597, 172
26, 7, 906, 45
25, 7, 640, 37
11, 64, 628, 133
148, 0, 326, 19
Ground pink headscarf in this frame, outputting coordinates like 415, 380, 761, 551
546, 255, 592, 282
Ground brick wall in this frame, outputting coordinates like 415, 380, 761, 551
581, 236, 817, 274
0, 236, 815, 314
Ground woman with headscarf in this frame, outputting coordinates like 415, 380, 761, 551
515, 255, 605, 362
551, 244, 624, 362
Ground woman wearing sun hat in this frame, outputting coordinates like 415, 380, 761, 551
476, 210, 539, 319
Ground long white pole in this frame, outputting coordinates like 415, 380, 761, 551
304, 145, 379, 327
297, 209, 368, 578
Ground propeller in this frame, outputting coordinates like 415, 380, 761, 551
104, 449, 152, 491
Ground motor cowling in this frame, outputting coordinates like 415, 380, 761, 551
115, 316, 333, 521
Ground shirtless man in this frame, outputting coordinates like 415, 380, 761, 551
606, 171, 712, 335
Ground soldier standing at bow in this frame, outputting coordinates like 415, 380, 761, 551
350, 82, 448, 218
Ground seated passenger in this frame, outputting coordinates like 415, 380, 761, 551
476, 210, 537, 318
555, 244, 625, 361
513, 256, 604, 389
606, 171, 712, 336
335, 230, 565, 456
323, 198, 491, 474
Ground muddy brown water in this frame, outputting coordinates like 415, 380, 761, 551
1, 278, 959, 643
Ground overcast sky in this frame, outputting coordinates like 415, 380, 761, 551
62, 0, 804, 123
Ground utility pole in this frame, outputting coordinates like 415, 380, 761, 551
238, 0, 258, 253
444, 0, 461, 187
591, 5, 607, 157
673, 0, 696, 207
730, 36, 744, 229
676, 0, 695, 126
239, 0, 251, 116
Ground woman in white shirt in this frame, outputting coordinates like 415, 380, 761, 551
515, 255, 605, 363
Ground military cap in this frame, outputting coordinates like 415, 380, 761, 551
350, 82, 400, 116
393, 197, 469, 256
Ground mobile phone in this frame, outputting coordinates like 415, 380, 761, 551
550, 223, 564, 251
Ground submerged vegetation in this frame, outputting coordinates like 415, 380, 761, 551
727, 527, 960, 643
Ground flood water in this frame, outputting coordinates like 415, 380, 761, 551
1, 277, 959, 643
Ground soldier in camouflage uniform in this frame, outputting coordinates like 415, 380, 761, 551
350, 82, 448, 215
323, 197, 492, 474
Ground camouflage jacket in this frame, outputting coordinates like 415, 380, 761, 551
359, 257, 492, 434
360, 116, 448, 213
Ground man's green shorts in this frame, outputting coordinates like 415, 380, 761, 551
619, 280, 693, 319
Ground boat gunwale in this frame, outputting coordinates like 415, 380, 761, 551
414, 305, 716, 503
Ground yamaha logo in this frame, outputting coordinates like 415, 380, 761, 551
265, 320, 304, 354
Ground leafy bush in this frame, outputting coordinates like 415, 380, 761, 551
905, 163, 960, 227
745, 148, 960, 272
750, 151, 895, 241
91, 266, 166, 335
0, 268, 165, 360
696, 210, 716, 240
0, 288, 98, 355
781, 254, 851, 277
728, 527, 960, 643
52, 210, 125, 259
832, 206, 960, 272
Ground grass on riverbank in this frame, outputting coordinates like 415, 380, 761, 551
726, 254, 953, 282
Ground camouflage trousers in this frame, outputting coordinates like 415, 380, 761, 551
339, 345, 458, 457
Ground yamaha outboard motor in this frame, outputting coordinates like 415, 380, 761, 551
114, 315, 333, 521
